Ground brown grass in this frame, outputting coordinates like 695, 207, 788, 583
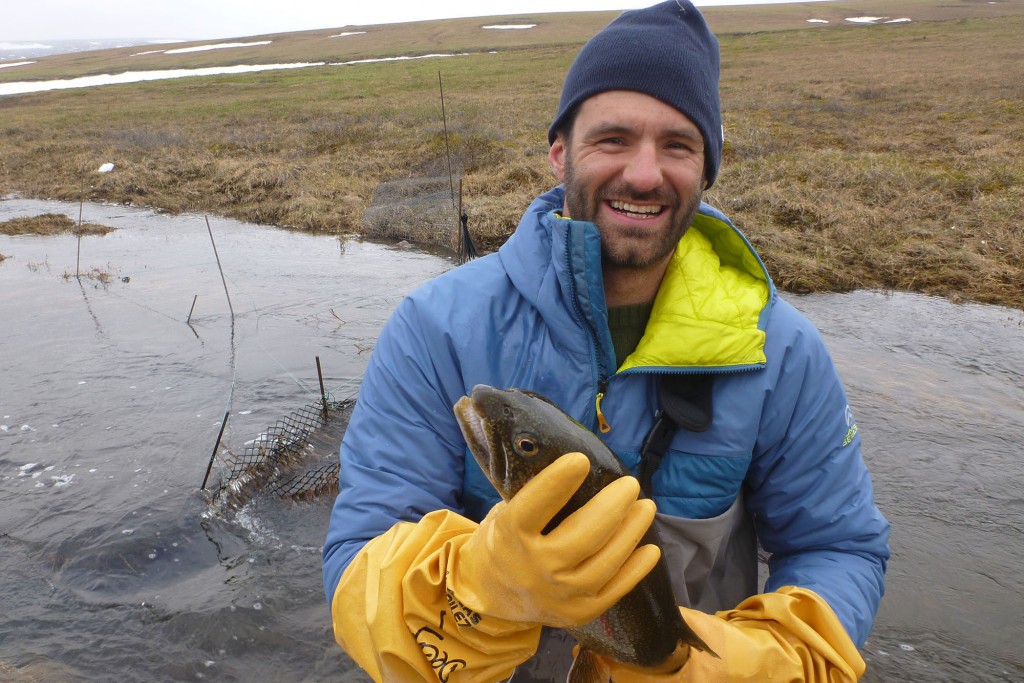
2, 1, 1023, 309
63, 265, 117, 285
707, 12, 1024, 308
0, 213, 116, 236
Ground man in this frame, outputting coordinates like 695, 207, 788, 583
323, 2, 890, 681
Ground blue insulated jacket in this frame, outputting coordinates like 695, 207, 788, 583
322, 187, 890, 647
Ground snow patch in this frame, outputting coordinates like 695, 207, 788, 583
164, 41, 272, 55
0, 63, 324, 97
333, 53, 469, 67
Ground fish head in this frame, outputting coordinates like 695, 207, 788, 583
454, 385, 600, 501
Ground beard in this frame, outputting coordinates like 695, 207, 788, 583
562, 155, 702, 270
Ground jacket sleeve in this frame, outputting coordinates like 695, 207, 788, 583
746, 299, 890, 648
322, 292, 467, 596
322, 290, 540, 680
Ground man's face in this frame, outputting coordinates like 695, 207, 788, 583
549, 90, 706, 271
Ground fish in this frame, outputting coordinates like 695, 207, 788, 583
453, 384, 717, 683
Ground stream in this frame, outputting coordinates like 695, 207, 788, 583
1, 197, 1021, 681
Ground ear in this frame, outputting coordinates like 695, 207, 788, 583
548, 135, 567, 182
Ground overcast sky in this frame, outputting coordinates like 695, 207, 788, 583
3, 0, 833, 42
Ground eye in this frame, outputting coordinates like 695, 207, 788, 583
665, 139, 703, 157
515, 435, 539, 457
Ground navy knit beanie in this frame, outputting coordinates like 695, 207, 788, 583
548, 0, 723, 187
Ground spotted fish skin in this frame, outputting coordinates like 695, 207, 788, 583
453, 385, 717, 681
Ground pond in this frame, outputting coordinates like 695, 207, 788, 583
1, 197, 1021, 681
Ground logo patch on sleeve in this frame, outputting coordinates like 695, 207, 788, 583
842, 405, 859, 447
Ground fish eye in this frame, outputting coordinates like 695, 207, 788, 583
515, 435, 538, 457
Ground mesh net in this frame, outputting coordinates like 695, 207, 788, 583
205, 179, 477, 509
208, 396, 353, 509
362, 176, 461, 252
268, 462, 341, 502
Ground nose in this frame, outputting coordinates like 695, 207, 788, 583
621, 142, 664, 193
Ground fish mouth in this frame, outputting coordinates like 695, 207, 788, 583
454, 396, 497, 479
454, 397, 484, 446
454, 395, 509, 497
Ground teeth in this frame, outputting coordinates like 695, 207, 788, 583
610, 200, 662, 215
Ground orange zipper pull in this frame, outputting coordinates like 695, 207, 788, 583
595, 392, 611, 433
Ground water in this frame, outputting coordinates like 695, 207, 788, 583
2, 198, 1022, 681
0, 39, 174, 62
798, 291, 1024, 682
0, 198, 451, 682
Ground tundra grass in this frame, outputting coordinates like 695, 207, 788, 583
1, 4, 1022, 309
0, 213, 115, 236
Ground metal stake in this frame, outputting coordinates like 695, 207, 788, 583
316, 356, 329, 421
201, 410, 230, 490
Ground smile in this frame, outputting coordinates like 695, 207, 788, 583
608, 200, 665, 219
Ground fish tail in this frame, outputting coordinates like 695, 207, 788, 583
566, 648, 611, 683
683, 628, 720, 660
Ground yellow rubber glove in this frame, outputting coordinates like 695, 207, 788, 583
332, 453, 661, 682
449, 452, 662, 629
334, 509, 542, 682
603, 587, 866, 682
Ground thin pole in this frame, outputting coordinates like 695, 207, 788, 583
76, 180, 84, 279
201, 410, 230, 490
457, 178, 464, 259
186, 294, 198, 324
438, 71, 456, 210
205, 216, 235, 319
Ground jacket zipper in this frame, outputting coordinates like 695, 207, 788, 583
595, 378, 611, 433
565, 223, 612, 433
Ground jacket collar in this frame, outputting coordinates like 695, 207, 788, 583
499, 187, 773, 373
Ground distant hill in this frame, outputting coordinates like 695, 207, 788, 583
3, 0, 1024, 83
